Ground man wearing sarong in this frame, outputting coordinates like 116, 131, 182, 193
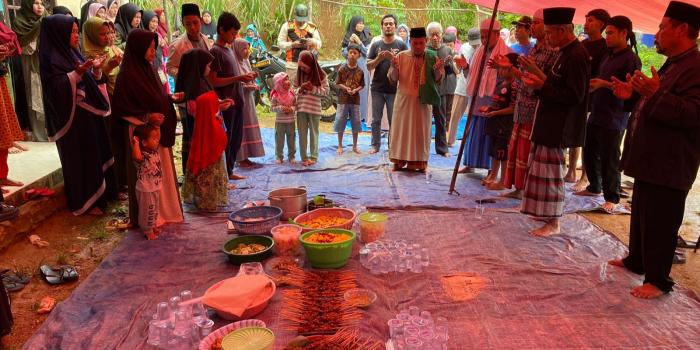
490, 9, 559, 199
519, 7, 590, 236
388, 27, 444, 172
608, 1, 700, 299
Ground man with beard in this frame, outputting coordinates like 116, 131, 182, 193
388, 27, 443, 172
609, 1, 700, 299
367, 14, 408, 154
519, 7, 590, 237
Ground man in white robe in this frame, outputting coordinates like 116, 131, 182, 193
388, 27, 444, 172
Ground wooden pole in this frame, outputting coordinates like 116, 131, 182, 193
448, 0, 501, 195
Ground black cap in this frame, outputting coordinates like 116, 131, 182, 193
512, 16, 533, 28
543, 7, 575, 25
410, 27, 427, 38
664, 1, 700, 28
443, 33, 456, 43
181, 3, 200, 18
586, 9, 611, 26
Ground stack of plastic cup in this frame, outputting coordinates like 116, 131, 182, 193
146, 290, 214, 349
387, 307, 448, 349
359, 239, 429, 275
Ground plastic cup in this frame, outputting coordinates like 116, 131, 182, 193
156, 301, 170, 321
359, 212, 388, 243
475, 204, 484, 219
420, 248, 430, 267
198, 318, 214, 338
388, 318, 403, 338
239, 262, 264, 276
147, 319, 162, 346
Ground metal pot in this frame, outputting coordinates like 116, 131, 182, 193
268, 187, 307, 220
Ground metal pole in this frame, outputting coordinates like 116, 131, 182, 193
448, 0, 501, 195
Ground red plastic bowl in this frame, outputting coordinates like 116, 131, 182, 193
204, 277, 277, 321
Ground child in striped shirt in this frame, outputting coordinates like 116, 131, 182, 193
295, 50, 330, 166
270, 72, 297, 164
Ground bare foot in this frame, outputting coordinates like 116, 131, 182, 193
352, 148, 362, 155
440, 153, 451, 157
481, 176, 495, 185
237, 159, 254, 168
574, 189, 601, 197
572, 178, 589, 192
145, 231, 157, 240
608, 259, 625, 267
368, 148, 378, 154
392, 163, 402, 172
153, 226, 162, 235
458, 167, 473, 174
1, 188, 8, 194
337, 147, 343, 155
289, 159, 297, 165
275, 159, 283, 164
227, 183, 237, 190
8, 147, 22, 154
308, 159, 317, 165
229, 174, 247, 180
529, 220, 560, 237
0, 178, 23, 187
486, 182, 507, 190
601, 202, 616, 213
301, 160, 311, 166
501, 189, 522, 199
564, 172, 577, 183
631, 283, 665, 299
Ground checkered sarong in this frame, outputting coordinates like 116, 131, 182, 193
521, 144, 565, 218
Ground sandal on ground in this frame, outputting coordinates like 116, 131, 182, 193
1, 269, 30, 292
39, 265, 79, 285
0, 203, 19, 222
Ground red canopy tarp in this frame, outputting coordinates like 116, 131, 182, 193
464, 0, 700, 34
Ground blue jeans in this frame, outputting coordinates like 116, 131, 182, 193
370, 91, 395, 150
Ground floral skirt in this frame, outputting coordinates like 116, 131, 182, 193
182, 155, 229, 212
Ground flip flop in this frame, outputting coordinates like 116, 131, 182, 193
1, 270, 29, 292
39, 265, 79, 285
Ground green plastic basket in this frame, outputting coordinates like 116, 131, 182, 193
299, 229, 356, 269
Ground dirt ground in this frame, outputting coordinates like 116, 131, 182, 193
1, 122, 698, 348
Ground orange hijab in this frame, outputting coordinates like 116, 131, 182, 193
187, 91, 227, 175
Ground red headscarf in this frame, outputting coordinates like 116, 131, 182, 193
187, 91, 227, 175
296, 50, 325, 87
0, 22, 22, 56
153, 8, 168, 38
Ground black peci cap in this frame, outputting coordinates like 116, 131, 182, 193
543, 7, 576, 25
410, 27, 427, 38
664, 1, 700, 28
181, 3, 200, 18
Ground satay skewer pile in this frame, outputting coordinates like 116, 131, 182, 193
280, 268, 361, 335
284, 327, 385, 350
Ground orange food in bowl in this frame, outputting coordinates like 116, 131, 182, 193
298, 215, 349, 229
304, 231, 352, 244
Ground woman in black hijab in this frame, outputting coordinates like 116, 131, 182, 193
114, 3, 142, 48
200, 10, 217, 40
39, 14, 115, 215
341, 16, 371, 49
175, 48, 214, 175
53, 6, 73, 16
142, 10, 163, 70
112, 29, 183, 226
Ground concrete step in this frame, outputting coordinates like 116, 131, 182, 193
0, 141, 65, 251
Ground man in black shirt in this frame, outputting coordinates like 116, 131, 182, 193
568, 8, 611, 189
367, 14, 408, 154
575, 16, 641, 214
520, 7, 590, 237
609, 1, 700, 299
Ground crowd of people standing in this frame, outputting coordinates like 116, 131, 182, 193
0, 0, 697, 300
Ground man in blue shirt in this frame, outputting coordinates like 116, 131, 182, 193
510, 16, 533, 56
575, 16, 641, 213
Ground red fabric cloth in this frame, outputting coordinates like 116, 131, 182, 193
0, 22, 22, 56
463, 0, 700, 34
504, 122, 532, 190
0, 148, 8, 179
187, 91, 227, 176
